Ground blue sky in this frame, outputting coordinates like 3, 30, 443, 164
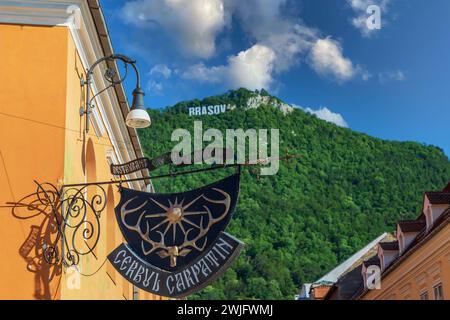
100, 0, 450, 157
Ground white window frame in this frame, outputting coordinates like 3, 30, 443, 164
419, 289, 429, 300
433, 282, 444, 300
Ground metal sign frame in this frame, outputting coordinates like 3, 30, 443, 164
2, 151, 298, 298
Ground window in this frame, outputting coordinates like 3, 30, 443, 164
420, 291, 429, 300
433, 283, 444, 300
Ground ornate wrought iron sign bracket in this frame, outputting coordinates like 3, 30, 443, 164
6, 181, 106, 270
4, 151, 298, 298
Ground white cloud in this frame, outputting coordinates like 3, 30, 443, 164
182, 44, 276, 90
226, 45, 276, 89
180, 1, 360, 89
294, 105, 348, 127
306, 107, 348, 127
361, 69, 372, 81
147, 80, 164, 95
347, 0, 390, 36
182, 63, 223, 83
149, 64, 172, 79
378, 70, 406, 83
225, 0, 317, 74
122, 0, 227, 58
309, 38, 356, 82
122, 0, 364, 89
265, 25, 318, 73
184, 27, 360, 89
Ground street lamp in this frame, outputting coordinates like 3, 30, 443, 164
81, 54, 151, 133
127, 87, 150, 129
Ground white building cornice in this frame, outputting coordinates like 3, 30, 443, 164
0, 0, 151, 191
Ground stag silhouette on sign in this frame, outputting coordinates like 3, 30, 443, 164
120, 188, 231, 267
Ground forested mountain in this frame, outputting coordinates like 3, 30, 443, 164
137, 88, 450, 299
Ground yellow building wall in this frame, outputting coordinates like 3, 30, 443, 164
361, 222, 450, 300
0, 23, 163, 300
0, 24, 68, 300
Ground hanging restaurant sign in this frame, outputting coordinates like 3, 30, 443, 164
110, 148, 234, 176
108, 173, 244, 298
110, 155, 169, 176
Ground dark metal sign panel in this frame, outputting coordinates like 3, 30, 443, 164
109, 173, 243, 297
115, 174, 240, 271
108, 232, 243, 298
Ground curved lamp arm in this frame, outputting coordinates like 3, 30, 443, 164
82, 54, 143, 133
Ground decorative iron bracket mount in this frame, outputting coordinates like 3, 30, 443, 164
80, 54, 141, 133
3, 150, 299, 271
5, 181, 107, 269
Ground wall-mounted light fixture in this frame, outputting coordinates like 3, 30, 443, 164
81, 54, 151, 133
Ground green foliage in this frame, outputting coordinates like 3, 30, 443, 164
137, 89, 450, 300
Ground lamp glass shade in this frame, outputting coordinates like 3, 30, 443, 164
126, 109, 151, 128
126, 87, 151, 129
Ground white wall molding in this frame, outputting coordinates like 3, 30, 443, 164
0, 1, 75, 26
0, 0, 146, 190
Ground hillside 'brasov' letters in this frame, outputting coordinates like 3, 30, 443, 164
189, 105, 229, 116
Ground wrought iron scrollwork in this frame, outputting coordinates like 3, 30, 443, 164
59, 184, 106, 266
88, 56, 131, 107
8, 181, 106, 270
82, 54, 139, 133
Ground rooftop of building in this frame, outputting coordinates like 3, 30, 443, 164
397, 219, 426, 233
301, 181, 450, 300
378, 241, 399, 251
425, 192, 450, 205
